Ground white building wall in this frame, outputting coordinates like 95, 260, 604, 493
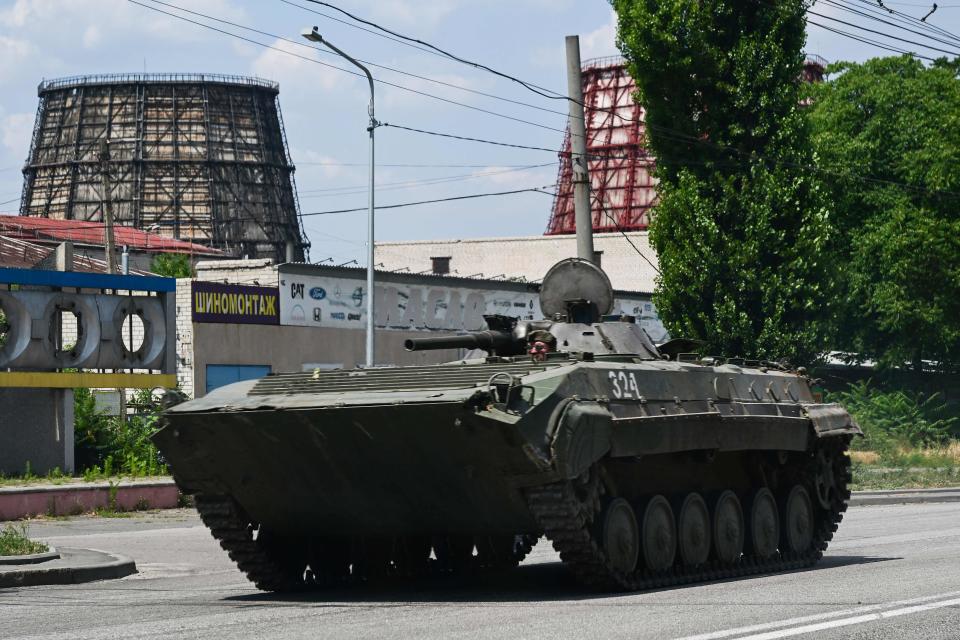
375, 232, 660, 294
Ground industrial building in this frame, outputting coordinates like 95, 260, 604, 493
174, 258, 664, 397
19, 73, 308, 263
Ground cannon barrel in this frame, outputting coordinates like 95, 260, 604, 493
404, 330, 516, 353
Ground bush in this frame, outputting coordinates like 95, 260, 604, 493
0, 523, 48, 556
828, 380, 957, 451
74, 388, 167, 477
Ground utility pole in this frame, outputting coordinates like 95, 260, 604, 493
302, 26, 378, 367
565, 35, 595, 263
98, 139, 118, 275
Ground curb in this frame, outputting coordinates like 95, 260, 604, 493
0, 547, 59, 565
849, 487, 960, 507
0, 548, 136, 588
0, 479, 179, 521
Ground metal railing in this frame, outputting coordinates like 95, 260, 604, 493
38, 73, 279, 93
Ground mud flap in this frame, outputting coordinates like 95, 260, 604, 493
804, 403, 863, 438
551, 402, 613, 480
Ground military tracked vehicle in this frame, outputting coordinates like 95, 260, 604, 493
154, 258, 860, 592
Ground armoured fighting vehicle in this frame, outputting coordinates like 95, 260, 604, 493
154, 258, 860, 592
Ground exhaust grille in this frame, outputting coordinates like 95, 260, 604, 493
249, 361, 561, 396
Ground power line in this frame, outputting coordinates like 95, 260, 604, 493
807, 9, 960, 55
823, 0, 960, 48
300, 186, 554, 216
807, 18, 936, 58
126, 0, 565, 133
296, 0, 569, 101
298, 163, 555, 195
381, 123, 560, 153
143, 0, 570, 121
295, 161, 549, 168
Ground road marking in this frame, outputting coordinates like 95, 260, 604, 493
734, 596, 960, 639
677, 590, 960, 640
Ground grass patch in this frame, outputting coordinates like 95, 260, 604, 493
0, 523, 48, 556
850, 463, 960, 491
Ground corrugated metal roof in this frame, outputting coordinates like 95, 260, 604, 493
0, 216, 222, 256
0, 235, 151, 274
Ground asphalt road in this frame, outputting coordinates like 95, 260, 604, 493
1, 502, 959, 640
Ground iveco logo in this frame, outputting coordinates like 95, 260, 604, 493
309, 287, 326, 300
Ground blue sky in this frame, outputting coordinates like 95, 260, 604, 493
1, 0, 957, 264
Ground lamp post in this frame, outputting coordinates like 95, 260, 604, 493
302, 26, 378, 367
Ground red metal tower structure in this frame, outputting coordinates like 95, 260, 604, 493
546, 55, 828, 236
546, 56, 655, 235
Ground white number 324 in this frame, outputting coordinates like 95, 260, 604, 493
608, 371, 640, 399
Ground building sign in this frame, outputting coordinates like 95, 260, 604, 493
192, 281, 279, 325
278, 271, 667, 340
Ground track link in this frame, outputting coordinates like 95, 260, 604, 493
194, 494, 307, 592
525, 437, 852, 591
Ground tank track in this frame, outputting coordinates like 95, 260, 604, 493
524, 437, 852, 591
193, 494, 306, 592
193, 494, 538, 591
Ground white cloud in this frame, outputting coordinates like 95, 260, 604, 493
1, 0, 249, 46
290, 149, 350, 180
1, 112, 34, 156
581, 10, 619, 61
81, 24, 101, 49
0, 36, 34, 81
348, 0, 462, 28
251, 38, 347, 92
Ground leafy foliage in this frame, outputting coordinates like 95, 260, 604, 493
0, 523, 48, 556
828, 381, 957, 450
612, 0, 833, 364
806, 56, 960, 372
73, 388, 166, 477
150, 253, 193, 278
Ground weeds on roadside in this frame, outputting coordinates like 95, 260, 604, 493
0, 523, 48, 556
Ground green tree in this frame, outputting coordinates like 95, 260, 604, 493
150, 253, 193, 278
806, 56, 960, 372
612, 0, 833, 364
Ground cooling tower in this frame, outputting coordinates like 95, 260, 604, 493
20, 73, 308, 262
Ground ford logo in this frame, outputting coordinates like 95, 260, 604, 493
309, 287, 326, 300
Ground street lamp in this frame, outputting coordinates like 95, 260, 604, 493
302, 26, 378, 368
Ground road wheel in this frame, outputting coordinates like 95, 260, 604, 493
640, 495, 676, 572
747, 488, 779, 560
677, 492, 711, 567
713, 490, 744, 564
782, 485, 814, 554
601, 497, 640, 573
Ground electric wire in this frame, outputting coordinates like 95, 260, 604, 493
807, 19, 936, 58
143, 0, 572, 121
298, 163, 555, 195
808, 9, 960, 55
823, 0, 960, 48
300, 186, 555, 216
126, 0, 565, 133
295, 0, 569, 100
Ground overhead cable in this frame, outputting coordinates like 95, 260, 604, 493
127, 0, 565, 132
300, 186, 555, 216
296, 0, 569, 100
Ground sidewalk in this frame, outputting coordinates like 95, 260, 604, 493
0, 478, 179, 521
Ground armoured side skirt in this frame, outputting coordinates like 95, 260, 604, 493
609, 413, 813, 457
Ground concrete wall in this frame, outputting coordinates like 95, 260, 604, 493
0, 389, 73, 476
190, 322, 459, 397
375, 231, 659, 293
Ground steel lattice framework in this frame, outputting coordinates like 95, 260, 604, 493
546, 55, 828, 236
20, 73, 308, 262
546, 57, 656, 235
